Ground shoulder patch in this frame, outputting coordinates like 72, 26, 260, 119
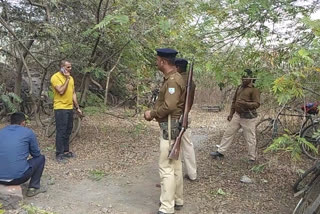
168, 88, 175, 94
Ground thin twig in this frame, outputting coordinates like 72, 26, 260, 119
302, 87, 320, 97
0, 16, 46, 69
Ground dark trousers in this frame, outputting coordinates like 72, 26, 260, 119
0, 155, 45, 189
55, 109, 73, 156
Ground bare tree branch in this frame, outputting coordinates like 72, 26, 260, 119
90, 75, 103, 90
17, 48, 32, 94
0, 16, 46, 69
104, 53, 122, 105
27, 0, 51, 22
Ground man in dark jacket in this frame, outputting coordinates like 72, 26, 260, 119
210, 69, 260, 162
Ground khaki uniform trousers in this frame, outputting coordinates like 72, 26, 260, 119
159, 132, 183, 213
217, 113, 258, 160
181, 128, 197, 180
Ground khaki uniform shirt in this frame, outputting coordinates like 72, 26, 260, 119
230, 83, 260, 116
180, 72, 196, 112
151, 70, 186, 122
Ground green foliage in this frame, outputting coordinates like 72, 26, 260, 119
83, 106, 108, 115
129, 122, 147, 138
217, 188, 226, 195
43, 145, 55, 152
265, 134, 317, 160
0, 203, 4, 214
22, 204, 55, 214
250, 164, 266, 173
0, 84, 22, 113
1, 0, 320, 113
311, 128, 320, 142
47, 90, 54, 100
85, 91, 104, 107
272, 74, 305, 104
210, 188, 226, 196
93, 15, 129, 31
89, 169, 105, 181
82, 91, 109, 115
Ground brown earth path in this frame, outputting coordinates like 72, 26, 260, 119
13, 108, 312, 214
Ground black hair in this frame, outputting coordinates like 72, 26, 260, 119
177, 65, 187, 73
243, 69, 252, 77
10, 112, 26, 125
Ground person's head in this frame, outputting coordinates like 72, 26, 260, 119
155, 48, 178, 72
241, 69, 253, 86
10, 112, 26, 126
60, 60, 72, 73
175, 58, 188, 73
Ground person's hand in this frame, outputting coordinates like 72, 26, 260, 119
144, 110, 152, 121
236, 99, 248, 106
64, 71, 71, 79
76, 107, 83, 116
227, 115, 233, 121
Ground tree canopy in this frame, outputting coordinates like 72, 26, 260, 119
0, 0, 320, 108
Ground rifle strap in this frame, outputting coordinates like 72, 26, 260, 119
168, 114, 171, 143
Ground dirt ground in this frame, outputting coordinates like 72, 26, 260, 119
4, 107, 315, 214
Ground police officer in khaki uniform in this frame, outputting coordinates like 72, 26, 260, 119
210, 69, 260, 162
175, 58, 197, 181
144, 48, 186, 214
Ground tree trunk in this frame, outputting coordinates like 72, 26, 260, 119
104, 72, 110, 105
14, 40, 34, 98
80, 73, 90, 106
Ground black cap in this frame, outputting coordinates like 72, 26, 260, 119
175, 58, 188, 67
156, 48, 178, 58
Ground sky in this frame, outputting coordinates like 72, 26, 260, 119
311, 9, 320, 20
5, 0, 320, 20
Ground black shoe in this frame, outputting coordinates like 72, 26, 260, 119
210, 151, 224, 159
63, 152, 75, 158
26, 186, 47, 197
175, 204, 183, 210
248, 159, 255, 163
157, 211, 173, 214
56, 154, 67, 163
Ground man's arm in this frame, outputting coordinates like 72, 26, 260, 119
73, 91, 82, 114
29, 131, 41, 158
54, 79, 70, 95
51, 73, 71, 95
228, 87, 239, 120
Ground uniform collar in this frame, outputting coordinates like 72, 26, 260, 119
164, 69, 177, 80
243, 82, 254, 88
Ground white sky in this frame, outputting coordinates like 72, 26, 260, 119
5, 0, 320, 20
311, 9, 320, 20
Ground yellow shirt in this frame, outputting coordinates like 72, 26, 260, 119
50, 71, 74, 110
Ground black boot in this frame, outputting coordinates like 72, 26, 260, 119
210, 151, 224, 159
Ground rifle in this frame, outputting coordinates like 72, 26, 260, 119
168, 60, 194, 160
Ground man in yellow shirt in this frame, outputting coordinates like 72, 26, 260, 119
50, 60, 82, 163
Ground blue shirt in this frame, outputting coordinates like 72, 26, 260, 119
0, 125, 41, 180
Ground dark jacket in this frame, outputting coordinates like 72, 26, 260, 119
230, 83, 260, 118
